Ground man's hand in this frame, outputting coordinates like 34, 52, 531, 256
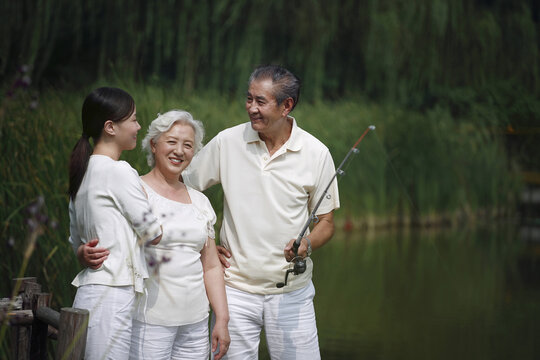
284, 238, 309, 262
216, 245, 231, 269
283, 212, 334, 262
76, 239, 109, 269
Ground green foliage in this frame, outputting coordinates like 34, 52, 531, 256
1, 0, 538, 104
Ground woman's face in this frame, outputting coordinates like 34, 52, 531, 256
114, 106, 141, 151
151, 122, 195, 177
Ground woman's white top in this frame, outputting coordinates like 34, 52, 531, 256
135, 181, 216, 326
69, 155, 162, 293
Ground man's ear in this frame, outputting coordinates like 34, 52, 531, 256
281, 97, 294, 117
103, 120, 115, 136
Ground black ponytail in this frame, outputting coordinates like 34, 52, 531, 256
68, 87, 135, 200
68, 136, 92, 199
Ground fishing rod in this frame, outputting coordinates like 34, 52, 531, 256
277, 125, 376, 288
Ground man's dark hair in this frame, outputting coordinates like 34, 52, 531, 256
248, 65, 301, 111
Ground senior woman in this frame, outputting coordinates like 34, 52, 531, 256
129, 110, 230, 359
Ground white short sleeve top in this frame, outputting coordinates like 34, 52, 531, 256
135, 181, 217, 326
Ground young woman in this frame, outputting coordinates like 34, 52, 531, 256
129, 110, 230, 360
68, 87, 162, 359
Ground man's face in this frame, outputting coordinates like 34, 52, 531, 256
245, 79, 287, 135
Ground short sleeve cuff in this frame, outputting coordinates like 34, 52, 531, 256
138, 220, 162, 244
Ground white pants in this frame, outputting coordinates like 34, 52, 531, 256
217, 282, 320, 360
130, 318, 209, 359
73, 284, 136, 360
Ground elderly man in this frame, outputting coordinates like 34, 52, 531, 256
183, 65, 339, 359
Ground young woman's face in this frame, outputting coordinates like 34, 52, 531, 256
114, 106, 141, 151
151, 122, 196, 177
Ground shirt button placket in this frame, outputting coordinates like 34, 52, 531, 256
262, 154, 269, 171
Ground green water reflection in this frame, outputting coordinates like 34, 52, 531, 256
260, 224, 540, 359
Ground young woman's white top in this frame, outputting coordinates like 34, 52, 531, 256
69, 155, 162, 293
134, 181, 216, 326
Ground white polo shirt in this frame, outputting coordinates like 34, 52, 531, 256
183, 117, 339, 294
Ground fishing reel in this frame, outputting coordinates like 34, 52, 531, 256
276, 256, 306, 288
276, 238, 309, 288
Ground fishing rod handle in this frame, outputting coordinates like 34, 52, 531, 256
293, 234, 302, 254
293, 234, 312, 256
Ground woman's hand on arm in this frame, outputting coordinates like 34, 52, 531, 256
201, 239, 230, 360
76, 239, 109, 269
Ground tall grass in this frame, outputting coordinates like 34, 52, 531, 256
0, 80, 521, 356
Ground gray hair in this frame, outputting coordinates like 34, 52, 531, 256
248, 65, 301, 111
141, 110, 205, 167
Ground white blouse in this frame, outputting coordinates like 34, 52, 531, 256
135, 181, 217, 326
69, 155, 162, 293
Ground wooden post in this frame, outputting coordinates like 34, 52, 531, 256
56, 307, 89, 360
12, 277, 38, 293
8, 310, 33, 360
10, 277, 40, 360
30, 293, 51, 359
22, 282, 42, 310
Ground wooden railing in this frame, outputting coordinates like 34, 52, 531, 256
0, 277, 88, 359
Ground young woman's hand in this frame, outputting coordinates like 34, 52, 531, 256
211, 318, 230, 360
77, 239, 109, 269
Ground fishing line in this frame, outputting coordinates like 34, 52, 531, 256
370, 130, 454, 278
370, 132, 419, 216
277, 125, 376, 288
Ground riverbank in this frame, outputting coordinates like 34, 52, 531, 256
334, 207, 517, 231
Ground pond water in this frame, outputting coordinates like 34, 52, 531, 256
259, 223, 540, 359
